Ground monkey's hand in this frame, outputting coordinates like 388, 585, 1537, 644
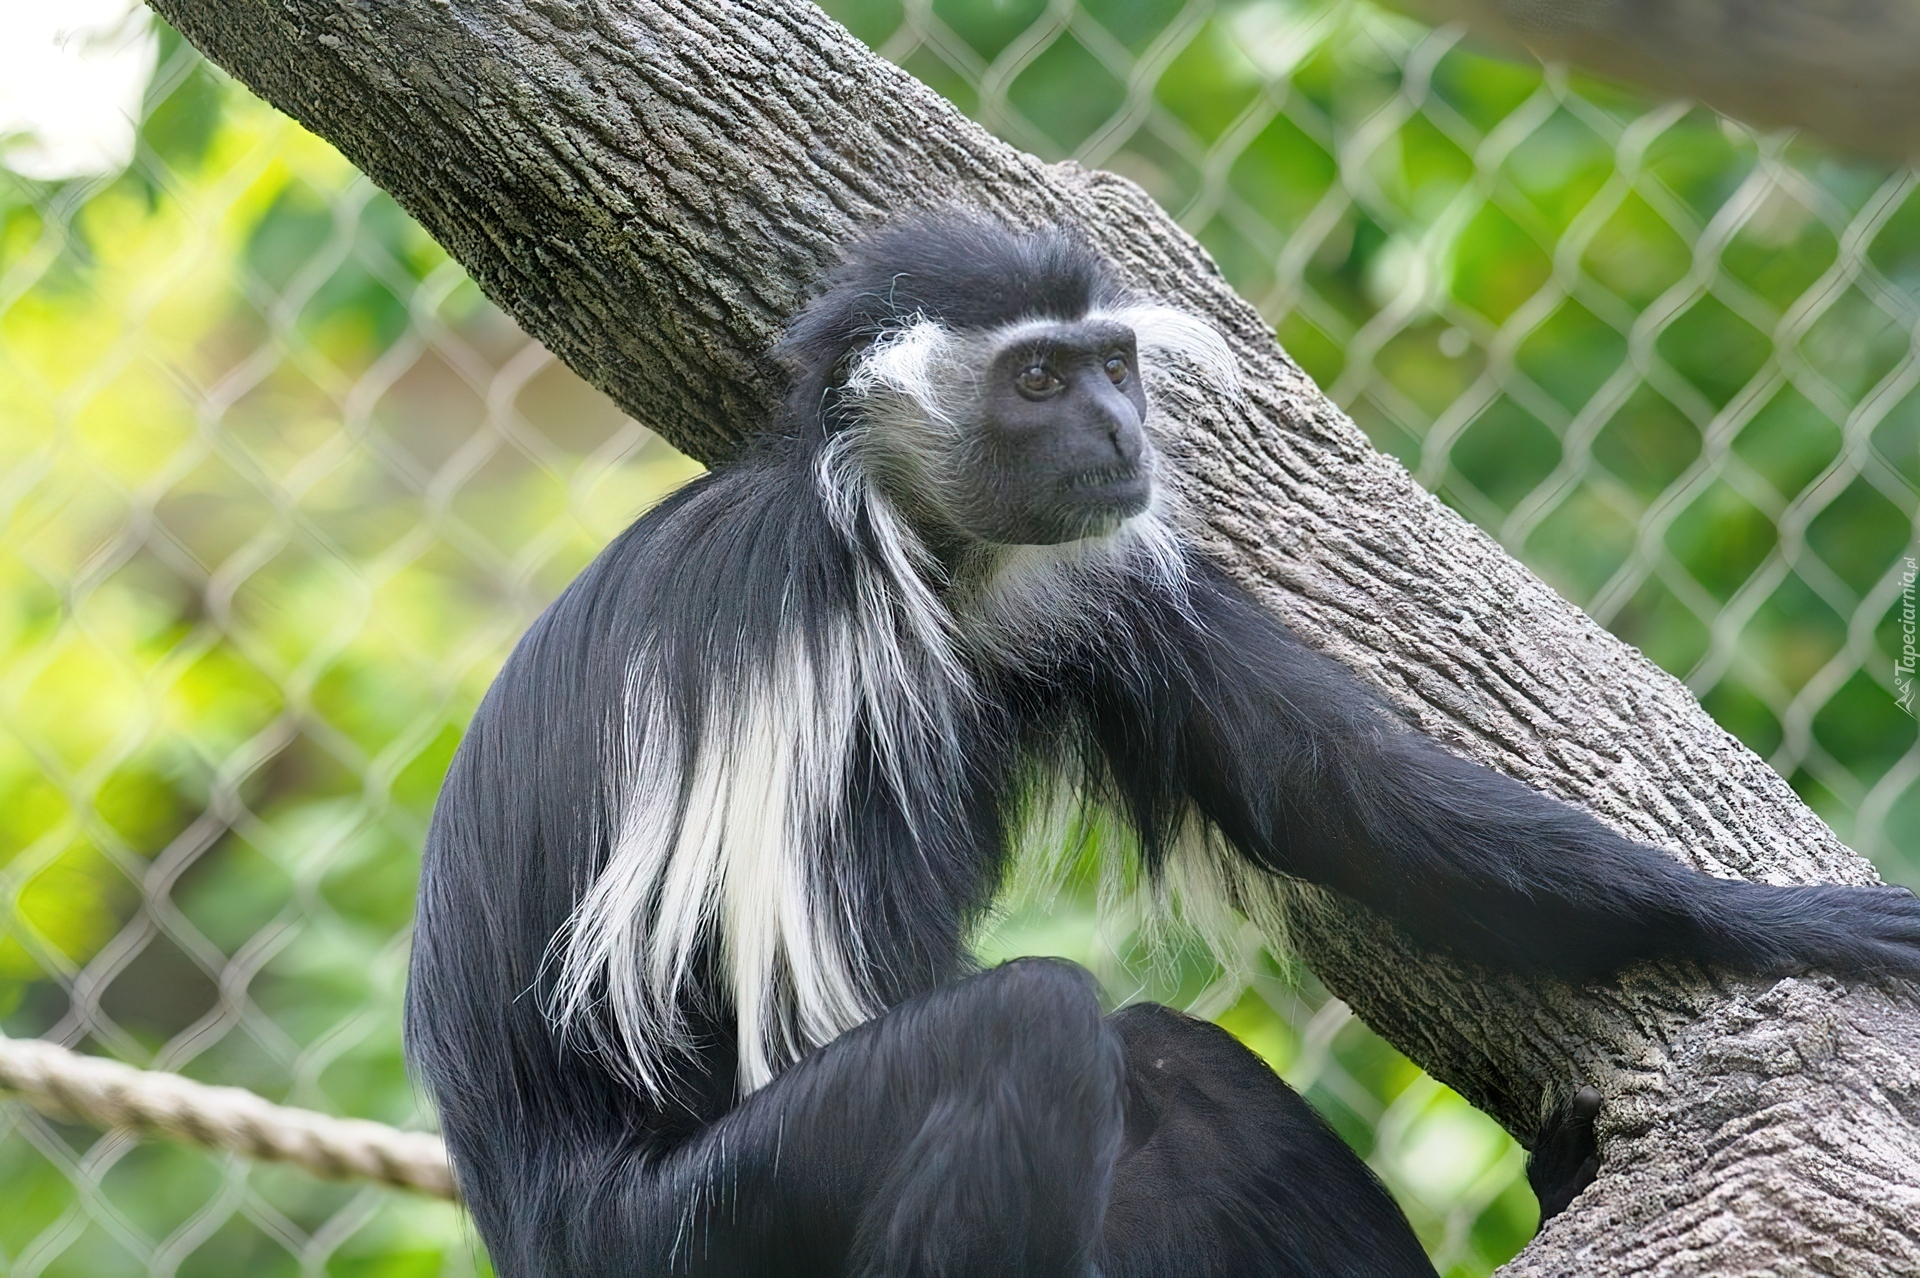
1527, 1085, 1601, 1226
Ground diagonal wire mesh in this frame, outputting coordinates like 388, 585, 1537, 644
2, 1, 1917, 1274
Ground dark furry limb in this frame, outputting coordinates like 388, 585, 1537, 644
1528, 1087, 1604, 1224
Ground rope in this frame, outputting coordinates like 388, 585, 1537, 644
0, 1032, 456, 1199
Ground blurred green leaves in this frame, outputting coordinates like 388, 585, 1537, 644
2, 26, 694, 1272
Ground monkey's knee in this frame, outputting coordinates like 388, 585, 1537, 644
1107, 1002, 1289, 1119
1100, 1002, 1436, 1278
849, 961, 1121, 1278
936, 958, 1122, 1110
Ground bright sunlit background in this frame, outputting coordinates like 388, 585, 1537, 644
3, 1, 1918, 1274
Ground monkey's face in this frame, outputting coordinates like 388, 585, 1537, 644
956, 319, 1152, 545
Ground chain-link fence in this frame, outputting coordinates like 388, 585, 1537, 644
3, 1, 1917, 1274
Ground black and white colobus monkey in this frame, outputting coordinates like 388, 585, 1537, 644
407, 213, 1920, 1278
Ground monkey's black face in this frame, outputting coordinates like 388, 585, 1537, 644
961, 319, 1152, 545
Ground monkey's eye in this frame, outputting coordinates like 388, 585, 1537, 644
1014, 365, 1062, 399
1104, 354, 1129, 385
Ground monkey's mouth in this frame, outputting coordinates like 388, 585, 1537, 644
1059, 464, 1147, 500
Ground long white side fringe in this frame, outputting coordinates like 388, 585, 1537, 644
0, 1031, 455, 1199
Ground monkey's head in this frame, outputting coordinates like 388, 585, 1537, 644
779, 213, 1235, 549
920, 310, 1152, 545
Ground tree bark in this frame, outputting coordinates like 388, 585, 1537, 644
145, 0, 1920, 1271
1386, 0, 1920, 163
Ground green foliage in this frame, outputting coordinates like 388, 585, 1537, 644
0, 48, 695, 1273
2, 0, 1917, 1275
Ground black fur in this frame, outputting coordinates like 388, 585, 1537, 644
775, 211, 1119, 426
1528, 1086, 1603, 1222
406, 215, 1920, 1277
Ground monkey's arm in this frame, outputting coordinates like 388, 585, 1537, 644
1148, 562, 1920, 980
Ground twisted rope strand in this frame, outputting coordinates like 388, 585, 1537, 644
0, 1032, 456, 1199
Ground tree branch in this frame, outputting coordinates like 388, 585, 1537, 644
146, 0, 1920, 1269
1386, 0, 1920, 163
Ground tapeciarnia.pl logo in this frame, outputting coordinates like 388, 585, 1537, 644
1899, 556, 1917, 718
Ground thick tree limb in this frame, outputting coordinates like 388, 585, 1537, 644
146, 0, 1920, 1270
1387, 0, 1920, 162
